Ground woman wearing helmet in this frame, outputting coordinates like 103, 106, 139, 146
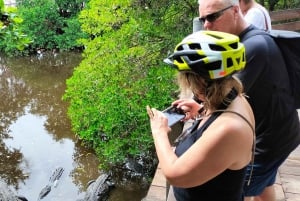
146, 31, 255, 201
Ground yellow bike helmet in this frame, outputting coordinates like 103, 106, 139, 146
164, 31, 246, 80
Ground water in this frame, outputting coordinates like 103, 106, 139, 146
0, 52, 148, 201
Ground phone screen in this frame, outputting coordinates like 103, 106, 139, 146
163, 106, 185, 127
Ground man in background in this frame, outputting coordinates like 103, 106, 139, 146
197, 0, 300, 200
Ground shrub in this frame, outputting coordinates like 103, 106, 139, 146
16, 0, 88, 52
0, 6, 32, 56
64, 18, 178, 168
63, 0, 197, 171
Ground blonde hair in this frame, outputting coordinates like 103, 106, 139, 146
177, 71, 243, 110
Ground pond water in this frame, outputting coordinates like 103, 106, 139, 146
0, 52, 148, 200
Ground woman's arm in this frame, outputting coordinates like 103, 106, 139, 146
147, 106, 252, 188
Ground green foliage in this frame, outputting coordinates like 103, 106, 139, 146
17, 0, 62, 50
0, 6, 32, 56
64, 0, 196, 169
55, 16, 88, 50
16, 0, 88, 52
260, 0, 300, 10
273, 0, 300, 9
0, 0, 4, 12
55, 0, 86, 17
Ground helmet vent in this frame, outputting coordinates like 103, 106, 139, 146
236, 57, 241, 65
206, 61, 221, 70
209, 44, 226, 51
177, 45, 184, 51
206, 33, 223, 39
174, 56, 184, 63
229, 42, 238, 49
227, 58, 233, 67
189, 43, 201, 50
188, 54, 205, 61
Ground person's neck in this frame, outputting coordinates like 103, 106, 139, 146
234, 17, 250, 36
232, 5, 251, 35
245, 0, 257, 12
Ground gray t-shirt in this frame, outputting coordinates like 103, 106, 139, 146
244, 7, 272, 31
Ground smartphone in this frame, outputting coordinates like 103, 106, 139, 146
163, 106, 185, 127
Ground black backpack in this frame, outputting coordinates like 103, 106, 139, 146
243, 29, 300, 109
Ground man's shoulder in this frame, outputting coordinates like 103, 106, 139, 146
239, 26, 273, 53
243, 32, 283, 56
239, 25, 269, 42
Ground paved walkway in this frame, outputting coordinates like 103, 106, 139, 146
275, 145, 300, 201
143, 145, 300, 201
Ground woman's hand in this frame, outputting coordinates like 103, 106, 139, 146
172, 99, 203, 120
146, 106, 171, 135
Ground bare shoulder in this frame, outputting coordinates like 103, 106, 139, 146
197, 111, 254, 170
208, 113, 250, 136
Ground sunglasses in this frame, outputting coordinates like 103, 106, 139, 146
199, 5, 233, 23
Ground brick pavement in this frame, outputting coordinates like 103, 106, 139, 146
275, 145, 300, 201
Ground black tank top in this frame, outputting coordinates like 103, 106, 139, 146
173, 88, 246, 201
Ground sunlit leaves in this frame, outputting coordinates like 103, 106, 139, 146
64, 0, 195, 170
0, 6, 32, 55
79, 0, 130, 36
15, 0, 88, 51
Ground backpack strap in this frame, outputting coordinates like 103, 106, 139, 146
241, 27, 268, 41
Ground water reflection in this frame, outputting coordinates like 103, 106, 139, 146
0, 139, 26, 188
0, 52, 102, 200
